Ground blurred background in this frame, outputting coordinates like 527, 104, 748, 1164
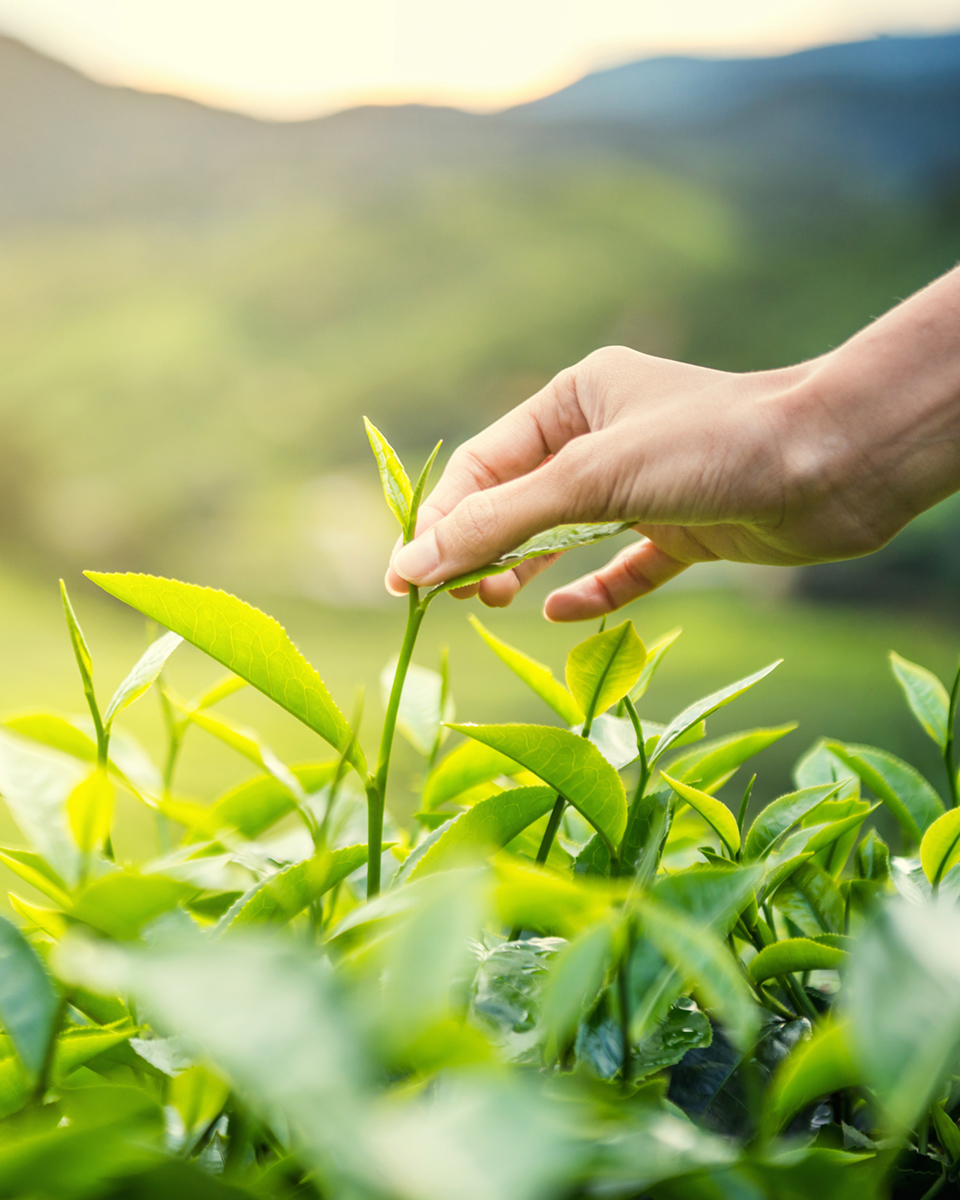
0, 1, 959, 839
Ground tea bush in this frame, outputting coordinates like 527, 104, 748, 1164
0, 424, 960, 1200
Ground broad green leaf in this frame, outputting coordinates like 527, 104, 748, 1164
103, 631, 182, 728
843, 901, 960, 1131
565, 620, 646, 721
630, 998, 713, 1081
380, 658, 453, 758
71, 872, 197, 939
0, 729, 84, 884
855, 829, 891, 882
932, 1102, 960, 1161
208, 762, 338, 840
773, 860, 844, 935
0, 913, 59, 1076
2, 712, 97, 764
890, 651, 950, 746
805, 803, 880, 877
0, 848, 71, 908
408, 439, 442, 542
540, 920, 615, 1057
581, 714, 642, 770
630, 627, 681, 702
652, 864, 762, 934
84, 574, 361, 772
186, 709, 306, 803
170, 1063, 229, 1134
826, 740, 944, 843
749, 937, 848, 984
66, 766, 114, 853
765, 1019, 858, 1134
793, 737, 860, 800
743, 784, 842, 860
221, 844, 366, 929
920, 808, 960, 885
8, 894, 67, 939
648, 661, 781, 766
493, 857, 616, 938
56, 930, 367, 1171
663, 725, 796, 794
364, 416, 413, 533
449, 724, 627, 849
660, 772, 739, 855
422, 739, 521, 812
428, 522, 635, 598
407, 787, 556, 880
467, 615, 581, 724
635, 897, 759, 1049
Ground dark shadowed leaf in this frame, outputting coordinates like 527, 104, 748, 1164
0, 913, 59, 1077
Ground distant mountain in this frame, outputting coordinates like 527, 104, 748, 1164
1, 31, 959, 229
514, 34, 960, 194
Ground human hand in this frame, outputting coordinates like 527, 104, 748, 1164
385, 281, 960, 621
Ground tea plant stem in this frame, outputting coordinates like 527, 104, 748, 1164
369, 586, 425, 897
536, 797, 566, 864
946, 657, 960, 808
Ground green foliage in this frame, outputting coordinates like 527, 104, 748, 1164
0, 422, 958, 1198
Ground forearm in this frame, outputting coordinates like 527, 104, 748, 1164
791, 265, 960, 541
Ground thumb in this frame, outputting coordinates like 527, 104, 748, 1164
391, 448, 603, 587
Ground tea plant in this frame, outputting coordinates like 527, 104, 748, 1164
1, 423, 960, 1199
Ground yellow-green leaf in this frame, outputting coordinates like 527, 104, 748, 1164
890, 651, 950, 747
421, 739, 520, 812
826, 740, 944, 843
660, 772, 740, 855
67, 766, 114, 853
103, 631, 182, 728
630, 627, 681, 702
71, 872, 197, 939
364, 417, 412, 533
220, 844, 367, 929
565, 620, 646, 721
468, 615, 581, 725
749, 937, 848, 984
449, 723, 627, 849
84, 574, 361, 773
920, 807, 960, 885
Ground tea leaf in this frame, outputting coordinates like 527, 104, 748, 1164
765, 1019, 858, 1134
743, 784, 843, 861
84, 574, 361, 772
494, 858, 617, 938
3, 712, 97, 764
653, 864, 762, 934
0, 849, 71, 908
407, 439, 442, 541
0, 914, 60, 1077
630, 627, 682, 702
582, 713, 642, 770
448, 723, 627, 849
468, 615, 582, 724
66, 766, 114, 853
421, 739, 520, 811
191, 673, 248, 710
565, 620, 646, 722
826, 741, 944, 843
221, 844, 367, 929
71, 872, 197, 939
749, 937, 848, 984
843, 901, 960, 1131
920, 808, 960, 884
889, 651, 950, 747
170, 1064, 229, 1134
664, 725, 797, 794
540, 920, 615, 1057
636, 898, 758, 1049
427, 522, 635, 598
773, 861, 844, 935
103, 631, 182, 728
8, 894, 67, 940
648, 661, 782, 766
660, 772, 740, 856
208, 762, 339, 840
0, 729, 84, 884
932, 1102, 960, 1161
59, 581, 95, 697
407, 787, 556, 880
364, 417, 413, 533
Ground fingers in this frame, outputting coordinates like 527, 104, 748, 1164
543, 538, 690, 622
391, 443, 604, 587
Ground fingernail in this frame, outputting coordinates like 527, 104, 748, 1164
393, 530, 440, 583
384, 569, 407, 597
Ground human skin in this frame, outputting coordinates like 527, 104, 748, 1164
386, 265, 960, 621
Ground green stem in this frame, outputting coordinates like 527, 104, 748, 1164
32, 996, 67, 1103
536, 796, 565, 864
946, 657, 960, 808
368, 587, 425, 897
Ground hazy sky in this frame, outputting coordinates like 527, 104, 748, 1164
0, 0, 958, 118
